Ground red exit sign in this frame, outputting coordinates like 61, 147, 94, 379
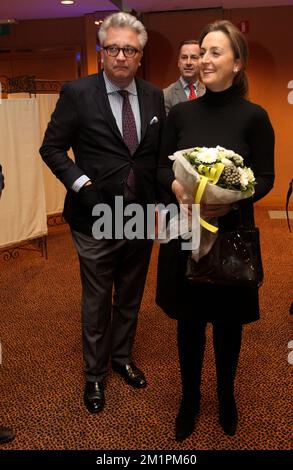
237, 20, 249, 33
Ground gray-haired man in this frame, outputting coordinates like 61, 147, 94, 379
40, 12, 165, 413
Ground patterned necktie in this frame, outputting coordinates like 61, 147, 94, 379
188, 83, 197, 101
118, 90, 138, 200
119, 90, 138, 154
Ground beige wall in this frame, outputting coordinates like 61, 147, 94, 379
0, 16, 94, 78
0, 17, 84, 48
143, 8, 223, 88
229, 7, 293, 207
0, 50, 78, 81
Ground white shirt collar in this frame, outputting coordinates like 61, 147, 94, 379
180, 76, 199, 90
103, 71, 137, 96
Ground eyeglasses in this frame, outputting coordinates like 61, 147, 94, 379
103, 45, 141, 58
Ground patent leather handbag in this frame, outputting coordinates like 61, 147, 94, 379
186, 228, 264, 288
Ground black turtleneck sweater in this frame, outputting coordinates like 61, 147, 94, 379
156, 87, 275, 322
158, 86, 275, 204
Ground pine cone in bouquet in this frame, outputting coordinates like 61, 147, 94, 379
220, 165, 241, 189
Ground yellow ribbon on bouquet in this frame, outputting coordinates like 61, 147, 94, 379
194, 162, 225, 233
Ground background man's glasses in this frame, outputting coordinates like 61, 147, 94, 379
103, 45, 141, 58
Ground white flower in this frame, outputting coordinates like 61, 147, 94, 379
218, 147, 244, 166
219, 148, 236, 159
197, 147, 218, 163
238, 167, 249, 188
233, 155, 244, 166
245, 167, 255, 183
220, 156, 233, 166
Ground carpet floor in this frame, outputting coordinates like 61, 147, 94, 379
0, 207, 292, 451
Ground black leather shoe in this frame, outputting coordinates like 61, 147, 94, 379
112, 361, 147, 388
84, 381, 105, 414
175, 400, 200, 442
0, 426, 15, 444
219, 397, 238, 436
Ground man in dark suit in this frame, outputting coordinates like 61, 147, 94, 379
40, 12, 165, 413
164, 39, 205, 115
0, 165, 16, 444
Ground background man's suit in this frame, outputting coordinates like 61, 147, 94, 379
164, 79, 205, 115
40, 70, 165, 383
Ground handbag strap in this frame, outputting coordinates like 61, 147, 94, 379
286, 179, 292, 232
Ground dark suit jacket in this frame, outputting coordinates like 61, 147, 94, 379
40, 71, 166, 234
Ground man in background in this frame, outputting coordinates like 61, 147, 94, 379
164, 39, 205, 115
0, 164, 16, 444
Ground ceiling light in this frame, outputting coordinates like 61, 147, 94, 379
0, 19, 17, 24
60, 1, 75, 5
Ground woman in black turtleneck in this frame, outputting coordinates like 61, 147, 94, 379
156, 20, 274, 442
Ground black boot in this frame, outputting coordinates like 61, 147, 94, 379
213, 321, 242, 437
176, 318, 206, 442
175, 397, 200, 442
219, 394, 238, 436
0, 426, 15, 444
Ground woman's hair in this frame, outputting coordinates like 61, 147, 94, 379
198, 20, 248, 97
98, 12, 148, 49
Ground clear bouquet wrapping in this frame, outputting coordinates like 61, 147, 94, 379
169, 146, 256, 260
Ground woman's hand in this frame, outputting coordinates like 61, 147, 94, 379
171, 180, 194, 215
171, 180, 232, 218
200, 203, 232, 218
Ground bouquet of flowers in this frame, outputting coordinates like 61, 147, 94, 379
169, 145, 256, 259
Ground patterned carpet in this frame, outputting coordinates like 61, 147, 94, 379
0, 207, 292, 452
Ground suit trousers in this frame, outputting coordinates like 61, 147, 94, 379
71, 229, 153, 382
177, 317, 242, 402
